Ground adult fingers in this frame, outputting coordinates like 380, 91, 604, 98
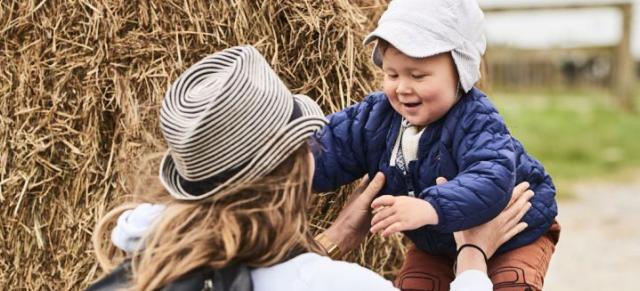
436, 177, 448, 185
501, 222, 529, 244
507, 202, 532, 229
371, 194, 395, 209
353, 175, 371, 194
503, 190, 534, 224
508, 182, 531, 207
360, 172, 386, 200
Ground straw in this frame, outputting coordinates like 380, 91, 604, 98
0, 0, 407, 289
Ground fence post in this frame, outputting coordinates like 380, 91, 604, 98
614, 3, 636, 111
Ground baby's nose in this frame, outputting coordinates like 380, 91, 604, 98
396, 81, 412, 95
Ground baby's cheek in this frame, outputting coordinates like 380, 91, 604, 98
427, 101, 452, 120
422, 89, 453, 107
383, 87, 395, 99
385, 92, 402, 111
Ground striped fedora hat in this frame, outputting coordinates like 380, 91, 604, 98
159, 45, 327, 200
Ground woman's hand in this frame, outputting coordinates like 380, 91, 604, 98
452, 179, 533, 259
322, 172, 386, 253
438, 177, 533, 275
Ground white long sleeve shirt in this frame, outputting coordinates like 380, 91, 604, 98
251, 252, 492, 291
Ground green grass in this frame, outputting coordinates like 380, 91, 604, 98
490, 88, 640, 189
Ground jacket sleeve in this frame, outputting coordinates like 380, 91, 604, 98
312, 94, 384, 192
419, 103, 516, 233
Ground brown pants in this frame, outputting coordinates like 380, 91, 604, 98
395, 221, 560, 291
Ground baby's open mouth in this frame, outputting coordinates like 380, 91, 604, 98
403, 102, 421, 108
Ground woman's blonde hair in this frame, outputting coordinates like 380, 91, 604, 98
92, 144, 321, 290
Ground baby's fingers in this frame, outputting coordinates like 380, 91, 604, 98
371, 195, 395, 209
370, 214, 399, 234
371, 206, 395, 226
381, 222, 405, 237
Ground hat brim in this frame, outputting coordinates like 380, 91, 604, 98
159, 94, 327, 200
363, 21, 456, 67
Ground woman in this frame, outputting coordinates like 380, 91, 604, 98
88, 46, 533, 291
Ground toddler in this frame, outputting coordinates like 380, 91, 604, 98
312, 0, 560, 290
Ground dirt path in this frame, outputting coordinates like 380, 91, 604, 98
544, 180, 640, 290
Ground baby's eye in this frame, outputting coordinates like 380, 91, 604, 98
386, 73, 398, 79
412, 74, 427, 79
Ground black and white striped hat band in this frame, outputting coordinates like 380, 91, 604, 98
158, 45, 328, 200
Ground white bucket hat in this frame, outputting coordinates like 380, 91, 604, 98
159, 45, 328, 200
363, 0, 486, 93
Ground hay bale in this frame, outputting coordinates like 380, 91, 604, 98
0, 0, 404, 289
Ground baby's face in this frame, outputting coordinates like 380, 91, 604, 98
382, 46, 459, 127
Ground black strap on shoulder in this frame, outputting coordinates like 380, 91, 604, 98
212, 264, 254, 291
160, 263, 253, 291
88, 250, 307, 291
207, 248, 304, 291
85, 261, 132, 291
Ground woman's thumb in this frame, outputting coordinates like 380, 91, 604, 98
362, 172, 385, 198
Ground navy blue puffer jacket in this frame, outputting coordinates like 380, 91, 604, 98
312, 88, 558, 257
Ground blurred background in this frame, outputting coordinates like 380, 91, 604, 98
1, 0, 638, 290
479, 1, 640, 289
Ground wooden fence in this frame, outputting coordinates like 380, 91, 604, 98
482, 1, 635, 108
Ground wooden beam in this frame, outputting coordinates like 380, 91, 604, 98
482, 1, 632, 13
483, 1, 636, 110
614, 3, 636, 110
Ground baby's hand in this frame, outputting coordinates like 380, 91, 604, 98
370, 195, 438, 237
